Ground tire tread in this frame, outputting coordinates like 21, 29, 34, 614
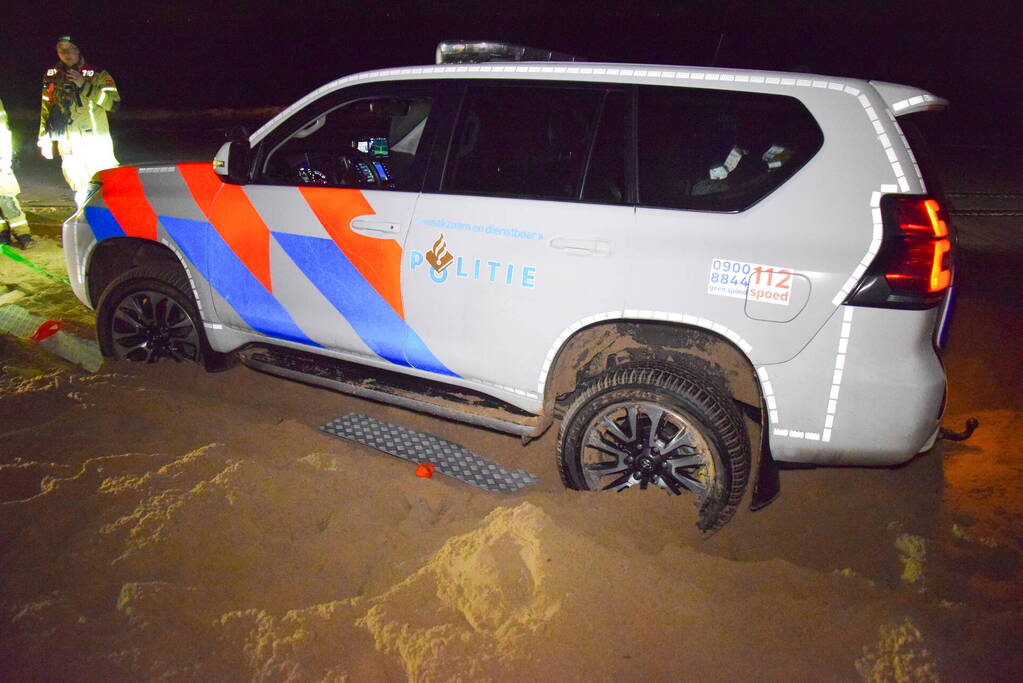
556, 363, 749, 532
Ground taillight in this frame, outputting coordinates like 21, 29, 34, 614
845, 195, 954, 309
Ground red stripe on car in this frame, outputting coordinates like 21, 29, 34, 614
299, 186, 404, 318
178, 163, 274, 293
99, 167, 157, 240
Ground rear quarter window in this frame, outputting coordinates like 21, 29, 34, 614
638, 85, 823, 212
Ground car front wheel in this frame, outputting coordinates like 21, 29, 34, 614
96, 267, 206, 364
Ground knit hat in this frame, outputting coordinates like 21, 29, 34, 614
56, 35, 80, 49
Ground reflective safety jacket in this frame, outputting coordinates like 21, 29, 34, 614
38, 62, 120, 150
0, 97, 19, 196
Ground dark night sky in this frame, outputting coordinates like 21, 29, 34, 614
3, 0, 1021, 142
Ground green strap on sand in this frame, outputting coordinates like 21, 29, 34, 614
0, 245, 71, 286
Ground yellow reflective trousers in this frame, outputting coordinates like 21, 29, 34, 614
0, 98, 28, 236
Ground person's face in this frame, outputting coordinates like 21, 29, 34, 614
56, 41, 82, 68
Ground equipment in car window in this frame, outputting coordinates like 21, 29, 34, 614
356, 161, 375, 184
762, 145, 792, 169
368, 137, 389, 158
352, 138, 392, 183
709, 145, 748, 179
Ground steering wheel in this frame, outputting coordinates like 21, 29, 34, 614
296, 165, 328, 185
290, 152, 332, 185
336, 149, 380, 187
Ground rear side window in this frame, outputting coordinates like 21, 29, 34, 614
638, 85, 823, 212
444, 85, 604, 200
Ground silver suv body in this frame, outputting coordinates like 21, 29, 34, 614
64, 45, 955, 530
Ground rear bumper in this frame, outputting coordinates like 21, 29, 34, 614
764, 305, 945, 465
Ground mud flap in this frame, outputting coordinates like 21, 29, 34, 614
321, 413, 538, 493
741, 406, 780, 513
750, 447, 780, 511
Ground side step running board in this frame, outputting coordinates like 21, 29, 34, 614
238, 345, 540, 437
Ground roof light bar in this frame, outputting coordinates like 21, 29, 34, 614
436, 40, 582, 65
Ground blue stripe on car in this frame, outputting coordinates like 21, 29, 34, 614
83, 206, 126, 241
272, 231, 458, 377
160, 216, 319, 347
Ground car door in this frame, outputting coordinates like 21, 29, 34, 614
402, 82, 632, 394
205, 81, 443, 364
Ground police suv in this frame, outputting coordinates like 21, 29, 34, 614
64, 41, 956, 531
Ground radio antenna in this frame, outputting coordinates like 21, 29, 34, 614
711, 33, 725, 66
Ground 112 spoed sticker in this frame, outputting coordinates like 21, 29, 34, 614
708, 258, 794, 306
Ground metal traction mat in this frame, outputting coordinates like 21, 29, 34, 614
321, 413, 538, 492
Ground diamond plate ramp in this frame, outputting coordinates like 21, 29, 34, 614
321, 413, 538, 492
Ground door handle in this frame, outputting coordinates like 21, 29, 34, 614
350, 217, 401, 234
549, 237, 611, 256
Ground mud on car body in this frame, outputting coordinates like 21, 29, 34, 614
64, 42, 956, 531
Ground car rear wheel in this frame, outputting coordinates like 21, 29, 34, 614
556, 365, 750, 532
97, 267, 207, 364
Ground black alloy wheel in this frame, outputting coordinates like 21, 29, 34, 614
108, 288, 201, 362
97, 267, 206, 365
557, 365, 750, 532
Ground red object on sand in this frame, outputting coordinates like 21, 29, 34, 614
30, 320, 64, 343
415, 463, 435, 478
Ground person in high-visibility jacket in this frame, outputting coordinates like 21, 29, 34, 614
0, 97, 33, 249
38, 36, 120, 203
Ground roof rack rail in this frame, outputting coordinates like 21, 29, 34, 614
435, 40, 583, 65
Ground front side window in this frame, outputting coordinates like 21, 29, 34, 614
443, 85, 604, 200
260, 94, 433, 191
638, 86, 823, 211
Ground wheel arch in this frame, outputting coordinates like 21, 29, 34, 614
540, 318, 764, 428
540, 318, 775, 515
86, 237, 190, 307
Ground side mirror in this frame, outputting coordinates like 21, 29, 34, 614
213, 139, 251, 184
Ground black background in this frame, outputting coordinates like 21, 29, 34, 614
2, 0, 1020, 143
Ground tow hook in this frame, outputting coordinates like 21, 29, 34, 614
940, 417, 979, 442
